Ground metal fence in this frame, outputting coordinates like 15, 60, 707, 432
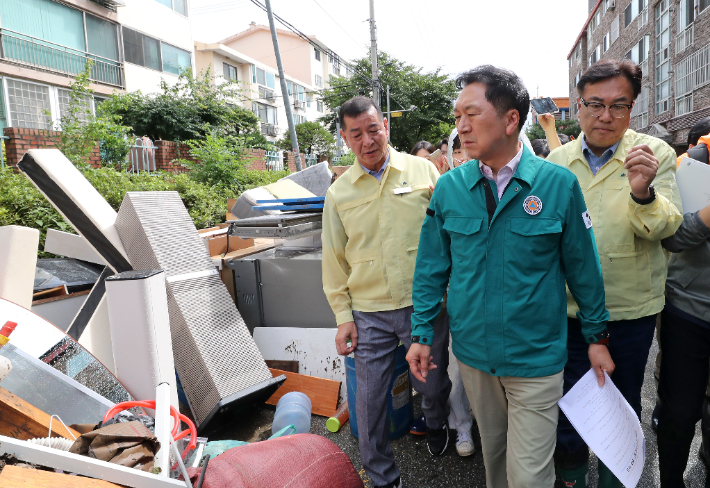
265, 150, 284, 171
0, 28, 123, 87
304, 154, 318, 167
127, 137, 156, 173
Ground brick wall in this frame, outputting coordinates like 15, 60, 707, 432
3, 127, 330, 174
3, 127, 101, 168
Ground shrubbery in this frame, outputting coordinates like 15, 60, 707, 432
0, 166, 287, 258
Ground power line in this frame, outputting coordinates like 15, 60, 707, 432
310, 0, 367, 55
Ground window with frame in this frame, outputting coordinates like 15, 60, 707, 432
251, 66, 275, 89
625, 0, 648, 27
655, 0, 671, 114
161, 43, 191, 75
631, 85, 649, 128
315, 74, 323, 87
675, 42, 710, 111
293, 114, 306, 125
603, 33, 610, 52
297, 85, 305, 102
701, 0, 710, 13
314, 49, 321, 61
154, 0, 187, 17
611, 16, 620, 44
626, 35, 650, 72
57, 88, 93, 124
286, 81, 293, 96
252, 102, 277, 125
223, 63, 237, 81
5, 79, 52, 130
589, 45, 601, 65
123, 27, 162, 71
317, 100, 323, 112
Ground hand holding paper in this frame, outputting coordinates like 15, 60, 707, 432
558, 369, 645, 488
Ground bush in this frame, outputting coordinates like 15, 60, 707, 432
334, 152, 356, 166
526, 118, 581, 142
0, 166, 287, 257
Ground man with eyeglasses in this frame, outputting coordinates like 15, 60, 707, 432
547, 59, 683, 488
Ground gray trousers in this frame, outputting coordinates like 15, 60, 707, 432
353, 306, 451, 487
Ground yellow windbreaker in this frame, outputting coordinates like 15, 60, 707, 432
547, 129, 683, 320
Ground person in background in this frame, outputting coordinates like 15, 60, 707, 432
655, 117, 710, 487
450, 134, 468, 167
437, 137, 448, 158
408, 65, 613, 488
411, 140, 436, 158
546, 59, 683, 488
531, 138, 550, 158
322, 96, 452, 488
557, 133, 571, 145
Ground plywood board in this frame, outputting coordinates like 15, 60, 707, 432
0, 386, 80, 440
0, 465, 123, 488
267, 368, 340, 417
265, 360, 299, 373
253, 327, 345, 405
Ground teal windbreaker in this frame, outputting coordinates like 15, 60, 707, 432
411, 145, 609, 378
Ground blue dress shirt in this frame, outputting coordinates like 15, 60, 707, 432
581, 136, 620, 176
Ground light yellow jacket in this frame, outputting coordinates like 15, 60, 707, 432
547, 129, 683, 320
322, 148, 440, 326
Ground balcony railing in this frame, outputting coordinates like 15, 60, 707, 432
676, 24, 694, 55
0, 29, 123, 88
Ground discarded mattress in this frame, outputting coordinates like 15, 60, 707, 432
230, 180, 316, 220
114, 191, 282, 432
185, 433, 364, 488
281, 161, 332, 197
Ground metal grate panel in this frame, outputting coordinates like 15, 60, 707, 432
115, 191, 272, 425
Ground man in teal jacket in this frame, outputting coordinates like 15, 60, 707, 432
407, 65, 614, 488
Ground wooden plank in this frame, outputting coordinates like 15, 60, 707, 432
0, 387, 80, 441
0, 465, 123, 488
32, 285, 68, 301
265, 360, 299, 373
0, 435, 185, 488
266, 368, 340, 417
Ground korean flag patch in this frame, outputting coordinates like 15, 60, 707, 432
582, 210, 592, 229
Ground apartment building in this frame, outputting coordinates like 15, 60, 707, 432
568, 0, 710, 149
195, 23, 349, 143
0, 0, 194, 132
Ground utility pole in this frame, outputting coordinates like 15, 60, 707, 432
265, 0, 302, 171
386, 84, 390, 143
369, 0, 380, 107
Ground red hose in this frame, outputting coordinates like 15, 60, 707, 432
103, 400, 198, 458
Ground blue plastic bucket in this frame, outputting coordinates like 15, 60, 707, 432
345, 343, 412, 440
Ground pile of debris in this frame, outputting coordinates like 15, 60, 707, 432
0, 149, 360, 488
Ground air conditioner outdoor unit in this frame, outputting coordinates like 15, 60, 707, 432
608, 0, 615, 9
265, 90, 275, 102
294, 99, 305, 109
267, 125, 279, 137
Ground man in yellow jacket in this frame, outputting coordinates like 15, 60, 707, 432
322, 96, 451, 488
547, 59, 683, 488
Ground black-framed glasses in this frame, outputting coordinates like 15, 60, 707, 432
580, 98, 634, 118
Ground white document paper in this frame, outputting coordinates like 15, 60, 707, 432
676, 156, 710, 213
558, 369, 645, 488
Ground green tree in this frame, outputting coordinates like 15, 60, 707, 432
53, 61, 132, 169
276, 121, 336, 157
99, 67, 269, 147
526, 118, 581, 141
319, 52, 457, 153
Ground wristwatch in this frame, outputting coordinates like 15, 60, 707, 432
588, 330, 610, 346
630, 184, 656, 205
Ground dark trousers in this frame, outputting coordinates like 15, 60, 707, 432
657, 306, 710, 488
556, 315, 656, 461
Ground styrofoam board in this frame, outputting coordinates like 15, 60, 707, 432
45, 229, 106, 265
0, 225, 39, 309
0, 435, 185, 488
77, 295, 116, 375
252, 327, 346, 405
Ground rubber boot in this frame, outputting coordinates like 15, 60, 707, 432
598, 460, 623, 488
556, 462, 588, 488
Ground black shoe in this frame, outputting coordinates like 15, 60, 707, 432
375, 476, 402, 488
427, 424, 449, 456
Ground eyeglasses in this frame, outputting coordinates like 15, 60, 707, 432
580, 98, 634, 119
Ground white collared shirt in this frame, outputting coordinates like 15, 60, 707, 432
479, 142, 523, 200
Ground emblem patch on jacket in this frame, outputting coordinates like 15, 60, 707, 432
582, 210, 592, 229
523, 196, 542, 215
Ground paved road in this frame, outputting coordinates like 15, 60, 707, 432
220, 336, 707, 487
